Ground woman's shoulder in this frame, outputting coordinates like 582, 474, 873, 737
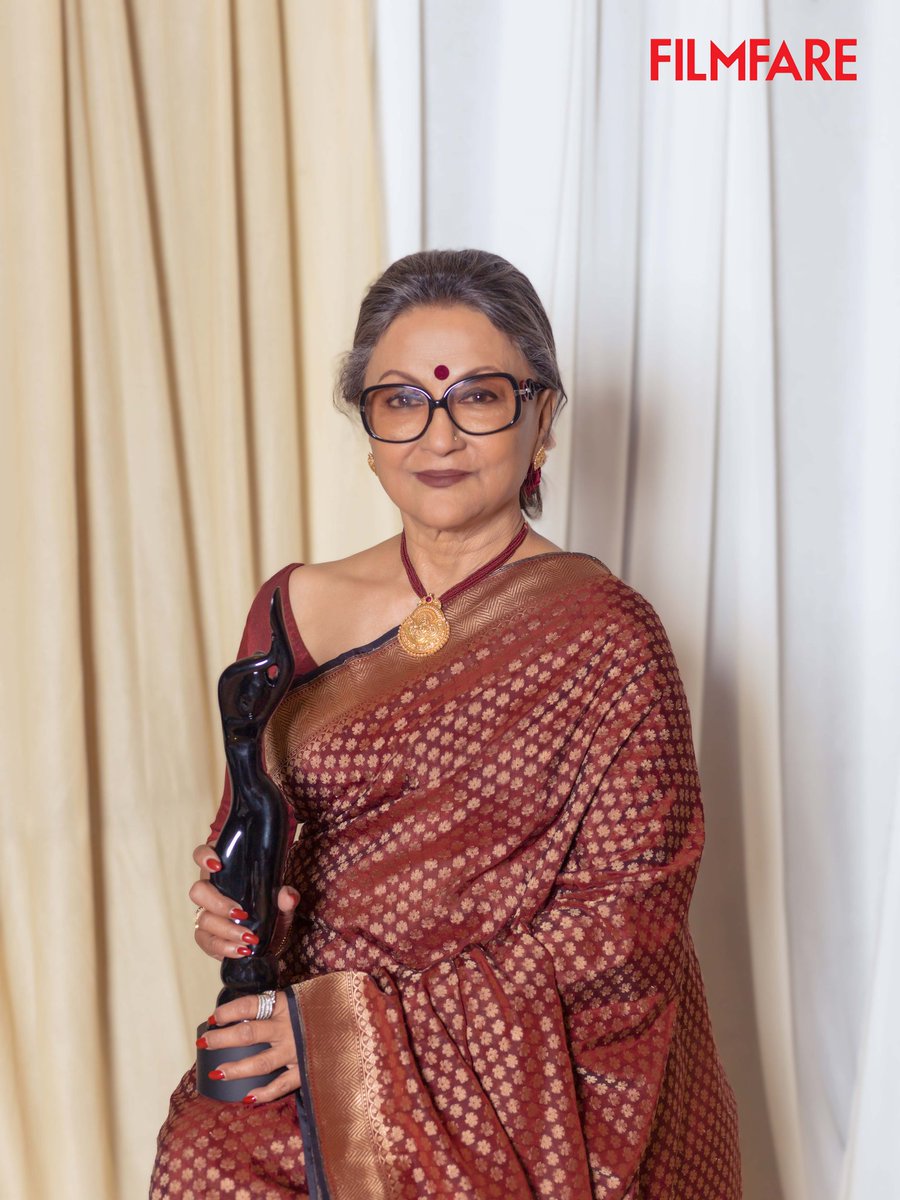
556, 555, 674, 649
283, 539, 402, 612
283, 540, 419, 669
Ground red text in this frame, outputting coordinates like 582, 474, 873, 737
650, 38, 858, 82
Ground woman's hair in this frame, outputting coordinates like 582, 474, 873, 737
335, 248, 567, 519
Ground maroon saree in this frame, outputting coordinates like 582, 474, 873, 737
152, 553, 741, 1198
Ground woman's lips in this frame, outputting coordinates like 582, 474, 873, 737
414, 470, 470, 487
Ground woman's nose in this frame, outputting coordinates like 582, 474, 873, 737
419, 405, 460, 451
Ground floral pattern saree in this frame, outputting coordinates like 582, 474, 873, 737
152, 552, 741, 1198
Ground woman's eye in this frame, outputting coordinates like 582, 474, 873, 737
386, 390, 427, 408
456, 388, 498, 404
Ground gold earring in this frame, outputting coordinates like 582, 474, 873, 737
367, 451, 377, 474
532, 445, 547, 471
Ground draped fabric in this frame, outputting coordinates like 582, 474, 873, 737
373, 4, 899, 1198
152, 555, 741, 1198
0, 4, 384, 1196
5, 2, 895, 1198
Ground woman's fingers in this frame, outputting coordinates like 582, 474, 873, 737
191, 892, 257, 961
238, 1065, 301, 1106
211, 991, 283, 1029
199, 991, 299, 1104
189, 851, 302, 963
277, 885, 301, 914
192, 842, 222, 876
193, 912, 259, 960
188, 877, 241, 915
270, 886, 301, 953
189, 867, 255, 962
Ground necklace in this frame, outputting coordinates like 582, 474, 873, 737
397, 520, 530, 657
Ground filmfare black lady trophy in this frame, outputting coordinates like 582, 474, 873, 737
195, 586, 294, 1102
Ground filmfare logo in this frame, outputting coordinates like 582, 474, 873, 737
650, 38, 858, 82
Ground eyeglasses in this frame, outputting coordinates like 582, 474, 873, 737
359, 372, 545, 443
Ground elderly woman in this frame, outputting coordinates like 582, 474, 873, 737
151, 249, 741, 1198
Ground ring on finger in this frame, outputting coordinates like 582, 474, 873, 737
255, 990, 277, 1021
194, 905, 204, 931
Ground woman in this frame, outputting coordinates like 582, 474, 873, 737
151, 249, 741, 1198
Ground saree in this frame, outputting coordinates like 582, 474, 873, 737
152, 553, 742, 1199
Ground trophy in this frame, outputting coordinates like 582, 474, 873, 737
196, 585, 295, 1102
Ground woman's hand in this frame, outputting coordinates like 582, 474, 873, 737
189, 843, 300, 961
197, 990, 299, 1105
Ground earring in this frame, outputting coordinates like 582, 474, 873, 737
523, 444, 547, 498
367, 451, 377, 474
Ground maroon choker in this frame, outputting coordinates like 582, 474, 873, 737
397, 521, 529, 657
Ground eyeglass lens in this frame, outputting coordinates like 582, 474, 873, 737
364, 375, 518, 441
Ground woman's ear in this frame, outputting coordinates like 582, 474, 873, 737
537, 391, 558, 450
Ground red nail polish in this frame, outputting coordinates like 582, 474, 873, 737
208, 1068, 226, 1080
207, 1014, 217, 1027
241, 931, 259, 945
229, 907, 250, 920
242, 1093, 257, 1105
196, 1035, 208, 1049
206, 858, 222, 872
237, 945, 252, 956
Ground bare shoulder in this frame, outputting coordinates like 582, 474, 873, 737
289, 537, 399, 594
287, 537, 408, 666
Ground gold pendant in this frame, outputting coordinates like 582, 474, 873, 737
397, 597, 451, 657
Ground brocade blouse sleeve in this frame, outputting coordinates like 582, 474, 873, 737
207, 566, 310, 847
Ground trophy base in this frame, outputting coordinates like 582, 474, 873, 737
195, 1020, 286, 1103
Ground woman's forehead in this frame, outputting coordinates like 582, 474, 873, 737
368, 305, 525, 375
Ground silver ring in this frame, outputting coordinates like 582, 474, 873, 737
193, 905, 204, 931
255, 990, 277, 1021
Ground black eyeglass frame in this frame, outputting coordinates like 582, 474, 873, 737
358, 372, 546, 444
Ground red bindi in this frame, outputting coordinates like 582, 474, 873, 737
433, 364, 450, 380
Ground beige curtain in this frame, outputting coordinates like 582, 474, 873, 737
0, 2, 391, 1195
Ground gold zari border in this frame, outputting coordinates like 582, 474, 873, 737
293, 972, 393, 1200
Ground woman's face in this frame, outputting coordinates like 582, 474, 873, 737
363, 304, 555, 532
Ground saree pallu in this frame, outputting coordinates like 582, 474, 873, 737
152, 553, 742, 1199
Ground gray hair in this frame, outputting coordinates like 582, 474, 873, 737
335, 248, 567, 518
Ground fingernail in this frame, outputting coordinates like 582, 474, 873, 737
229, 907, 249, 920
207, 1014, 217, 1027
208, 1068, 226, 1080
242, 1093, 257, 1105
237, 945, 252, 956
196, 1035, 208, 1049
206, 858, 222, 872
241, 931, 259, 945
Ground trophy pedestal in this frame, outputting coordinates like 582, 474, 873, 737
195, 1020, 286, 1103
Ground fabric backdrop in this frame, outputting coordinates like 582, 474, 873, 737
0, 2, 387, 1196
2, 1, 897, 1198
373, 2, 898, 1199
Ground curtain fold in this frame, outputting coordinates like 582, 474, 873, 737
373, 1, 895, 1197
0, 1, 383, 1195
836, 0, 900, 1192
3, 1, 895, 1197
0, 3, 116, 1195
709, 3, 806, 1196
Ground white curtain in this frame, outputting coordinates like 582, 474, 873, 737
373, 2, 899, 1198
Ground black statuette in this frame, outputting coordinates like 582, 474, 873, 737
196, 585, 295, 1101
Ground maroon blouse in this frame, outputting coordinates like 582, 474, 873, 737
207, 563, 316, 845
